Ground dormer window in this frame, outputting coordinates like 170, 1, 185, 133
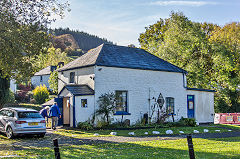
69, 72, 75, 83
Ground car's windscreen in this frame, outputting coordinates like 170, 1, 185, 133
18, 111, 42, 118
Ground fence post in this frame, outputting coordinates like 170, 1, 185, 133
53, 139, 61, 159
187, 134, 195, 159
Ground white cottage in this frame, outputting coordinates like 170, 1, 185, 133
31, 66, 57, 89
57, 44, 215, 127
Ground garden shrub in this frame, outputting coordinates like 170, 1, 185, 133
15, 84, 32, 102
96, 120, 109, 129
178, 117, 197, 127
77, 122, 93, 130
32, 85, 49, 104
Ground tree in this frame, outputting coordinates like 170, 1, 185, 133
139, 12, 240, 112
0, 75, 10, 108
209, 22, 240, 112
0, 0, 69, 79
139, 12, 212, 89
0, 0, 69, 105
48, 70, 58, 94
33, 46, 71, 71
96, 93, 116, 123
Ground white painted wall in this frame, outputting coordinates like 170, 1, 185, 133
58, 66, 95, 93
31, 75, 50, 88
75, 95, 95, 125
187, 90, 214, 123
94, 66, 187, 125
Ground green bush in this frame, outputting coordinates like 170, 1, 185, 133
178, 117, 197, 127
77, 122, 93, 130
96, 120, 109, 129
32, 85, 49, 104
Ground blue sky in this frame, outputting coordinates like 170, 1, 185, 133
51, 0, 240, 46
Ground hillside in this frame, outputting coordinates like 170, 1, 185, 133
52, 34, 80, 51
50, 28, 114, 52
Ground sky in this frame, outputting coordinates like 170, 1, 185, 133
51, 0, 240, 46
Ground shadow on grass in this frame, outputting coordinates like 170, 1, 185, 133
0, 131, 240, 159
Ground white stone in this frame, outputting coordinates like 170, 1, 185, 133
215, 130, 220, 132
228, 130, 232, 132
128, 132, 135, 136
152, 131, 160, 134
110, 132, 117, 136
144, 132, 149, 135
179, 131, 184, 134
203, 129, 209, 133
94, 133, 99, 136
72, 135, 77, 137
166, 130, 173, 134
193, 130, 199, 133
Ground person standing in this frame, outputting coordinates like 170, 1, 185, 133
40, 106, 50, 127
49, 102, 61, 130
40, 106, 50, 119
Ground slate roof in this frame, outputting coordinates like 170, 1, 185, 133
59, 84, 94, 96
34, 66, 57, 76
57, 44, 187, 73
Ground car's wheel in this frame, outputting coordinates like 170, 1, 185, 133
6, 126, 14, 139
38, 133, 45, 138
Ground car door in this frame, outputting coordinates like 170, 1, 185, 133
0, 110, 7, 131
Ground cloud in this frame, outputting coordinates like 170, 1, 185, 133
149, 1, 218, 7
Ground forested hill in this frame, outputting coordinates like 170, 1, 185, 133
50, 28, 114, 52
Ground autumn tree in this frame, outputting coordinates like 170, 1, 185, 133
139, 12, 212, 88
209, 22, 240, 112
0, 0, 69, 107
139, 12, 240, 112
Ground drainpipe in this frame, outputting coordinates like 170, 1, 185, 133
73, 95, 76, 128
148, 88, 151, 124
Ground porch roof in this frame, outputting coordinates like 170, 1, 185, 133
58, 84, 94, 96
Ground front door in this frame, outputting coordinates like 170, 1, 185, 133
187, 95, 195, 118
54, 97, 63, 126
63, 97, 70, 125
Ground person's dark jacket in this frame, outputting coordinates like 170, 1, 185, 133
40, 108, 49, 118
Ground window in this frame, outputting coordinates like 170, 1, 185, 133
6, 110, 14, 117
166, 97, 174, 114
81, 99, 87, 108
69, 72, 75, 83
40, 76, 43, 82
0, 110, 6, 117
18, 111, 42, 118
115, 91, 128, 113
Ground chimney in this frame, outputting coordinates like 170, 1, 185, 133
50, 66, 57, 72
58, 62, 64, 68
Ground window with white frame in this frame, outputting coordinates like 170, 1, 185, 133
81, 99, 87, 108
115, 91, 128, 112
166, 97, 174, 114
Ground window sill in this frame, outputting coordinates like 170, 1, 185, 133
168, 113, 176, 116
114, 111, 131, 115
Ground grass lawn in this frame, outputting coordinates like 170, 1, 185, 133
0, 135, 239, 158
53, 126, 231, 138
